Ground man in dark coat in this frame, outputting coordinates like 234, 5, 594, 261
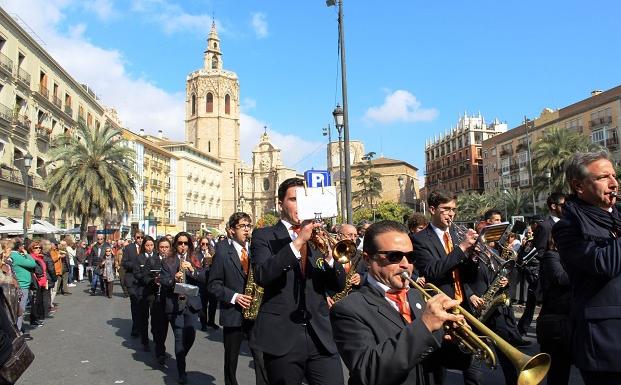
249, 178, 346, 385
121, 231, 145, 341
208, 212, 267, 385
552, 151, 621, 385
331, 220, 460, 385
88, 234, 110, 295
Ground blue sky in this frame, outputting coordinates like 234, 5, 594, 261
3, 0, 620, 181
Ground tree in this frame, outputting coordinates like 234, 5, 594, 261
353, 152, 383, 208
256, 212, 279, 228
353, 201, 412, 223
46, 123, 138, 240
456, 191, 497, 222
496, 188, 532, 217
532, 126, 603, 195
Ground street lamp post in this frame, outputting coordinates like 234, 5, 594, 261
544, 169, 551, 197
328, 0, 353, 224
22, 152, 33, 239
332, 105, 347, 222
524, 117, 537, 215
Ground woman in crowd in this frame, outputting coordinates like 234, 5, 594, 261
75, 239, 87, 283
115, 249, 128, 297
0, 239, 20, 325
28, 241, 47, 327
57, 241, 71, 295
160, 232, 204, 384
195, 235, 217, 331
101, 246, 116, 299
9, 239, 35, 332
40, 240, 58, 313
64, 236, 77, 287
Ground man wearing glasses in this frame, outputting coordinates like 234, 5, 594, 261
411, 191, 482, 385
122, 230, 145, 338
330, 220, 463, 384
208, 212, 268, 385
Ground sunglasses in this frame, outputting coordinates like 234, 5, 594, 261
33, 246, 42, 250
177, 241, 190, 246
200, 242, 208, 246
135, 236, 143, 239
375, 250, 416, 264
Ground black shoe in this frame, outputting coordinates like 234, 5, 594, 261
30, 321, 44, 327
200, 324, 207, 331
178, 374, 187, 384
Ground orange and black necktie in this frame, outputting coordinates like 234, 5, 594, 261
443, 231, 464, 303
385, 289, 412, 323
240, 247, 249, 275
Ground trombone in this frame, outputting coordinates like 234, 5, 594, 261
401, 272, 551, 385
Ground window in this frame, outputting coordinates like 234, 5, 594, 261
211, 56, 218, 70
517, 151, 528, 169
87, 112, 93, 128
48, 206, 56, 225
225, 94, 231, 115
501, 158, 510, 175
191, 94, 196, 116
206, 93, 213, 113
591, 129, 606, 146
34, 202, 43, 219
36, 157, 46, 177
520, 171, 530, 187
8, 198, 21, 209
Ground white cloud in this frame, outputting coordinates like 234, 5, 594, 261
129, 0, 217, 36
241, 97, 257, 112
240, 114, 323, 170
1, 0, 186, 138
250, 12, 268, 39
363, 90, 438, 125
83, 0, 116, 20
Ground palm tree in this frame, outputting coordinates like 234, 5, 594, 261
497, 188, 532, 217
46, 123, 138, 239
456, 191, 496, 222
532, 126, 602, 195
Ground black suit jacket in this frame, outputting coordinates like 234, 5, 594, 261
122, 243, 141, 293
330, 282, 440, 385
249, 221, 346, 356
412, 225, 477, 310
140, 254, 164, 304
159, 256, 205, 315
533, 216, 554, 260
88, 242, 111, 268
208, 241, 247, 327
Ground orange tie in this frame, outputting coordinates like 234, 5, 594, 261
291, 226, 307, 277
443, 231, 464, 303
240, 247, 249, 275
385, 289, 412, 323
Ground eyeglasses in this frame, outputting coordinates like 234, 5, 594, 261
235, 224, 253, 229
177, 241, 190, 246
200, 242, 208, 246
438, 207, 457, 213
375, 250, 416, 264
135, 236, 143, 239
32, 246, 42, 250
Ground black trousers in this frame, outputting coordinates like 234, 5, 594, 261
223, 321, 268, 385
263, 324, 343, 385
169, 310, 198, 377
489, 311, 519, 385
199, 291, 217, 327
540, 340, 571, 385
517, 269, 539, 334
150, 297, 168, 358
30, 287, 45, 324
426, 341, 482, 385
581, 370, 621, 385
130, 293, 149, 344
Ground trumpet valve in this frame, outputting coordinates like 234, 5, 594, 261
337, 255, 350, 264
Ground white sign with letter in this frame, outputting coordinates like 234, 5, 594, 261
295, 186, 338, 221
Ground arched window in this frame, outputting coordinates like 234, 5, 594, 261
206, 93, 213, 113
48, 206, 56, 225
33, 202, 43, 219
211, 56, 218, 70
225, 94, 231, 115
191, 94, 196, 116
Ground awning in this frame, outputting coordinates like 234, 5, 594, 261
0, 217, 24, 235
32, 219, 62, 234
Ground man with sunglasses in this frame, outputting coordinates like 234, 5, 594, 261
122, 230, 146, 338
250, 177, 346, 385
331, 220, 463, 385
411, 191, 482, 385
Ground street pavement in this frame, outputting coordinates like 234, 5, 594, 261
17, 281, 584, 385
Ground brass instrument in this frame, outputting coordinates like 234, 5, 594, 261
242, 265, 264, 320
309, 225, 357, 266
332, 247, 361, 302
401, 272, 551, 385
475, 259, 515, 323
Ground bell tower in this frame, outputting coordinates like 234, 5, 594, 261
185, 21, 240, 221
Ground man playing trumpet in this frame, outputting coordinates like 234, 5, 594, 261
330, 220, 463, 385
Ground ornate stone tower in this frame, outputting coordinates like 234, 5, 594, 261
185, 22, 240, 220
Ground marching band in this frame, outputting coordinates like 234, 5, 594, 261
120, 150, 621, 385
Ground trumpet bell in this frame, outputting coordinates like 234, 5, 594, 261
517, 353, 551, 385
334, 240, 357, 264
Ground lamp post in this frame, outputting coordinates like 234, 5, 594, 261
147, 210, 155, 238
524, 117, 537, 215
22, 152, 33, 239
544, 169, 551, 197
328, 0, 353, 224
332, 105, 347, 222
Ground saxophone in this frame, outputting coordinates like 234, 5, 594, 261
475, 259, 515, 323
332, 252, 361, 303
242, 265, 264, 320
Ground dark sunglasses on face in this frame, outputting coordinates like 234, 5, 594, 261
200, 242, 208, 246
135, 236, 143, 239
375, 250, 416, 264
33, 246, 41, 249
177, 241, 190, 246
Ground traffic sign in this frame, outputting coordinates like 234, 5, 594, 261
304, 170, 332, 187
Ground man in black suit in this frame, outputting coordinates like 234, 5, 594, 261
331, 220, 461, 385
208, 212, 268, 385
250, 177, 346, 385
517, 192, 565, 335
122, 230, 146, 342
552, 151, 621, 385
411, 190, 482, 385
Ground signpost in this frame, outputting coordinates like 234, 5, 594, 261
304, 170, 332, 188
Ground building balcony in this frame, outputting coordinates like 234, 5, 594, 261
163, 199, 170, 206
77, 116, 86, 126
0, 52, 13, 75
64, 105, 73, 118
606, 136, 619, 149
590, 116, 613, 127
163, 165, 170, 173
500, 148, 513, 157
515, 143, 527, 153
0, 103, 12, 125
143, 158, 150, 167
38, 84, 50, 99
0, 167, 23, 184
52, 95, 62, 110
35, 124, 50, 143
12, 114, 31, 145
16, 67, 30, 87
151, 162, 162, 170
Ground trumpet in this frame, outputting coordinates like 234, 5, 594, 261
309, 225, 357, 265
401, 272, 550, 385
